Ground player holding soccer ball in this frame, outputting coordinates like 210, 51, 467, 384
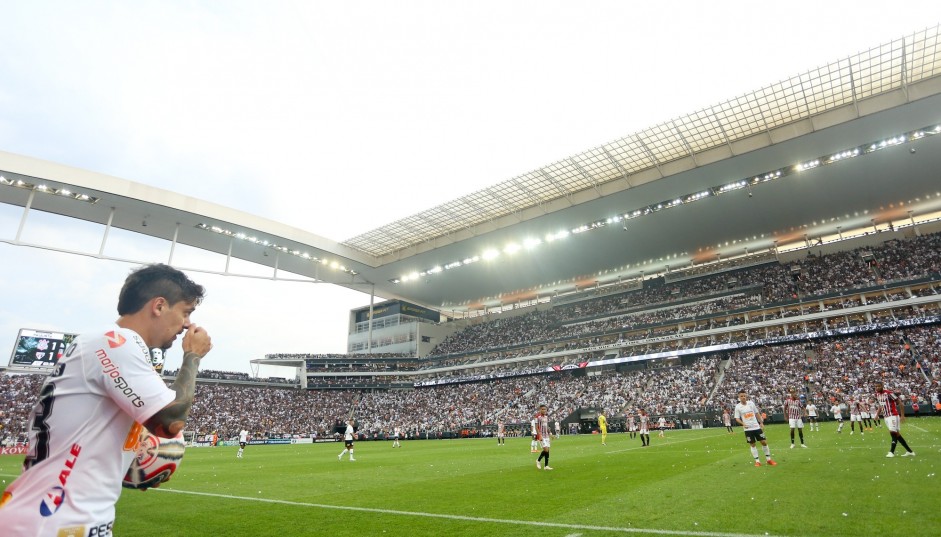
0, 264, 212, 536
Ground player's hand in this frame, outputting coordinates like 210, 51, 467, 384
182, 325, 212, 358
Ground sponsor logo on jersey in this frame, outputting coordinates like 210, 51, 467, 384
39, 486, 66, 516
95, 349, 145, 407
0, 490, 11, 508
57, 526, 86, 537
104, 331, 126, 348
87, 520, 114, 536
54, 443, 82, 488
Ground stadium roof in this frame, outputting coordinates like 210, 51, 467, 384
3, 26, 941, 314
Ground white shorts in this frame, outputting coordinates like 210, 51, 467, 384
884, 415, 900, 433
540, 437, 551, 449
861, 412, 871, 419
807, 414, 817, 420
850, 414, 862, 422
788, 418, 804, 428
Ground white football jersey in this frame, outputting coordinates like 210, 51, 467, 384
344, 424, 355, 441
239, 430, 249, 443
0, 326, 175, 536
734, 400, 762, 431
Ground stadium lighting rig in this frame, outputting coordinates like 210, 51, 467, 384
390, 124, 941, 285
0, 175, 100, 204
194, 223, 358, 276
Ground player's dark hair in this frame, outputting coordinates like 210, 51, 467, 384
117, 264, 205, 315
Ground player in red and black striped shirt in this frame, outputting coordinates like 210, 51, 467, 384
783, 389, 807, 448
534, 405, 553, 470
875, 382, 914, 458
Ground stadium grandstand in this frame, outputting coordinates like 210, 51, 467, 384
3, 26, 941, 446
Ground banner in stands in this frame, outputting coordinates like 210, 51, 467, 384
355, 301, 439, 323
399, 302, 440, 322
549, 362, 589, 371
0, 445, 29, 456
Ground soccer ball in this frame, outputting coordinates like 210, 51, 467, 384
122, 430, 186, 490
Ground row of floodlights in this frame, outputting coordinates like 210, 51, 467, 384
0, 175, 100, 203
390, 124, 941, 285
195, 223, 358, 276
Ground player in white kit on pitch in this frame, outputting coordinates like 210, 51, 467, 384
734, 390, 777, 467
237, 429, 249, 458
805, 402, 820, 432
338, 420, 356, 461
830, 401, 845, 433
530, 418, 539, 453
0, 264, 212, 537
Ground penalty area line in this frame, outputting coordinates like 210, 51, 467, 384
156, 487, 782, 537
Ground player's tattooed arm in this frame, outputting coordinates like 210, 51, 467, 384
145, 325, 212, 437
145, 351, 201, 437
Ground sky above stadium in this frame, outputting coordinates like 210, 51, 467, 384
1, 1, 939, 376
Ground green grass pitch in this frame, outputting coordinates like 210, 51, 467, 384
2, 420, 939, 536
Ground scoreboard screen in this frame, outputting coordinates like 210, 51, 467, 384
8, 328, 78, 368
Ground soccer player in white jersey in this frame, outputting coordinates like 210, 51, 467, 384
0, 264, 212, 536
392, 426, 402, 448
783, 388, 807, 448
534, 405, 553, 470
656, 416, 667, 438
805, 402, 819, 432
554, 420, 561, 439
638, 409, 650, 447
530, 418, 539, 453
237, 429, 249, 458
626, 412, 637, 439
868, 400, 882, 428
338, 420, 356, 461
860, 401, 873, 431
734, 391, 777, 467
830, 401, 845, 433
874, 382, 914, 458
722, 408, 734, 434
497, 422, 506, 445
848, 398, 864, 435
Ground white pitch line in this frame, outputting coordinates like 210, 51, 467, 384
908, 424, 929, 433
156, 487, 784, 537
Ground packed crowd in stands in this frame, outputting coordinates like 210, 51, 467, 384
3, 325, 937, 444
161, 369, 298, 385
426, 232, 941, 358
2, 232, 940, 445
